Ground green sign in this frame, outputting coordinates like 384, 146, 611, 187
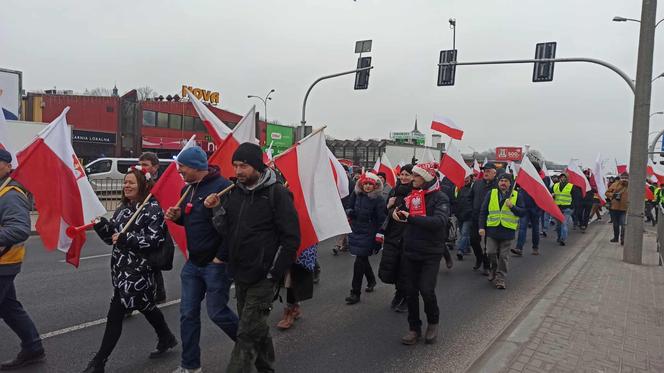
390, 131, 425, 145
263, 123, 294, 156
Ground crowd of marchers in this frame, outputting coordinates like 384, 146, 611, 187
0, 145, 635, 372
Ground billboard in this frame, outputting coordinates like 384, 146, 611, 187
0, 69, 22, 120
264, 123, 294, 156
495, 147, 523, 161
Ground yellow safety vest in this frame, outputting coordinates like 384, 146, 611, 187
0, 185, 28, 266
486, 189, 519, 230
553, 183, 573, 206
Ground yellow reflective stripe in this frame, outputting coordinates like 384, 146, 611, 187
0, 245, 25, 265
486, 189, 519, 230
553, 183, 573, 205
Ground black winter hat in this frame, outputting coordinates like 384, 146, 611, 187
498, 172, 514, 184
232, 142, 266, 171
400, 164, 414, 174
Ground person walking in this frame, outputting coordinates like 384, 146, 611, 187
377, 172, 393, 201
397, 163, 450, 346
511, 186, 541, 256
606, 172, 629, 245
138, 152, 167, 303
552, 173, 574, 246
469, 163, 498, 274
0, 149, 46, 371
165, 147, 239, 373
275, 244, 316, 330
205, 142, 300, 373
345, 172, 387, 305
453, 175, 474, 260
378, 164, 413, 313
83, 167, 177, 373
479, 173, 525, 289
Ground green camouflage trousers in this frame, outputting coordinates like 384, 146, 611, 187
227, 278, 276, 373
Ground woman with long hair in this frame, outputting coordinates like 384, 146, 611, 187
82, 166, 177, 373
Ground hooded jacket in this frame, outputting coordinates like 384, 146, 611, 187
470, 176, 498, 221
452, 182, 473, 222
217, 168, 300, 284
378, 181, 412, 284
347, 178, 387, 257
175, 166, 231, 266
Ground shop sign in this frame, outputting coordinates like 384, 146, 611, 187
73, 130, 116, 144
182, 85, 220, 105
495, 146, 523, 161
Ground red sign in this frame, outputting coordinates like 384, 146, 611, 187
495, 147, 523, 161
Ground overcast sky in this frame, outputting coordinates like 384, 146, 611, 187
1, 0, 658, 166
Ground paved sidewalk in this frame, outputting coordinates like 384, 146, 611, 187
471, 224, 664, 373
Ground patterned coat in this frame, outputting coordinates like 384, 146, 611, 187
94, 199, 167, 311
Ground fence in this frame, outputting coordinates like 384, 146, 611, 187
90, 179, 123, 212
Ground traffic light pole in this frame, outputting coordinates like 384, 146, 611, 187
299, 66, 374, 139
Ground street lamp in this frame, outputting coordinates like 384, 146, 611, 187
247, 89, 275, 124
613, 15, 664, 28
653, 72, 664, 82
650, 111, 664, 117
449, 18, 456, 51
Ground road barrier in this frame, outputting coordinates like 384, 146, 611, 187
91, 179, 123, 211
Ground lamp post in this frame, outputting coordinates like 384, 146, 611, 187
247, 89, 275, 124
613, 15, 664, 27
449, 18, 456, 51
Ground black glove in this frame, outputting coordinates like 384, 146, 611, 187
115, 232, 128, 249
93, 217, 110, 235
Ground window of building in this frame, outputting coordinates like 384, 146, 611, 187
169, 114, 182, 130
157, 112, 169, 128
183, 116, 194, 131
194, 118, 206, 132
143, 110, 156, 127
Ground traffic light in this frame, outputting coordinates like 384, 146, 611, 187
533, 42, 557, 82
354, 56, 372, 90
437, 49, 457, 86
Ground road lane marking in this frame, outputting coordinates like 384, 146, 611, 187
40, 284, 235, 340
58, 253, 111, 263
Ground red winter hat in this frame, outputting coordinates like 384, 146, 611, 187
412, 162, 437, 182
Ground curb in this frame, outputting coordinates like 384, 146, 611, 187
463, 221, 607, 373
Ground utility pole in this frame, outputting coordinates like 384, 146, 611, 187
625, 0, 657, 264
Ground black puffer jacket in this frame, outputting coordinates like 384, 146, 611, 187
378, 182, 412, 284
452, 182, 473, 222
216, 169, 301, 285
402, 179, 451, 260
347, 180, 387, 257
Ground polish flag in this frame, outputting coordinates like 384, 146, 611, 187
616, 164, 628, 174
12, 107, 106, 267
274, 129, 351, 255
566, 159, 591, 198
482, 156, 489, 167
394, 160, 405, 175
516, 156, 565, 223
438, 142, 472, 189
373, 153, 397, 188
187, 90, 232, 144
592, 154, 608, 205
472, 159, 481, 178
151, 136, 198, 258
263, 141, 274, 164
652, 163, 664, 185
208, 106, 258, 178
431, 114, 464, 140
326, 147, 350, 199
0, 110, 17, 168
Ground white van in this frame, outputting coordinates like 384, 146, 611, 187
85, 157, 175, 192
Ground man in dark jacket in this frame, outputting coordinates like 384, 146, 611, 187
0, 149, 45, 370
479, 173, 525, 289
165, 146, 239, 372
397, 163, 450, 346
512, 187, 541, 256
205, 143, 300, 373
452, 175, 473, 260
469, 163, 498, 273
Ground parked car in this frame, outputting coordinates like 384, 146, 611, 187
85, 157, 175, 192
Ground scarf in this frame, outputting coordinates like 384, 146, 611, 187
404, 179, 440, 217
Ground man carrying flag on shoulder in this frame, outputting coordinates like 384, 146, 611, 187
0, 149, 45, 370
552, 173, 575, 246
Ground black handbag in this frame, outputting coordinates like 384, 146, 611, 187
145, 233, 175, 271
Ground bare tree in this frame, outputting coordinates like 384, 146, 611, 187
88, 87, 112, 96
136, 86, 157, 100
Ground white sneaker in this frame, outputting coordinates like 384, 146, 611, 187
172, 367, 202, 373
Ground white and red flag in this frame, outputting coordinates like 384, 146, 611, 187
0, 110, 17, 168
438, 142, 471, 189
431, 114, 463, 140
482, 156, 489, 167
12, 107, 106, 267
566, 159, 592, 197
151, 136, 197, 258
187, 90, 232, 144
516, 156, 565, 223
208, 105, 258, 178
326, 147, 350, 199
274, 129, 351, 255
591, 154, 608, 205
472, 159, 481, 178
373, 153, 397, 188
616, 163, 628, 174
394, 160, 405, 175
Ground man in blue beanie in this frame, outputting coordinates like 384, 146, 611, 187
166, 146, 239, 373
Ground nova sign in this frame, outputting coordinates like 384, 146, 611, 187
182, 85, 220, 105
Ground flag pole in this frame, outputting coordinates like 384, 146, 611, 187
272, 126, 327, 162
119, 193, 153, 234
215, 183, 235, 197
173, 185, 193, 207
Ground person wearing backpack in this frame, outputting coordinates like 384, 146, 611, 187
83, 166, 177, 373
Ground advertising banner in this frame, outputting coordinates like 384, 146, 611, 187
265, 123, 294, 155
495, 146, 523, 161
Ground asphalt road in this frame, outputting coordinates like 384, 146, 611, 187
0, 221, 604, 373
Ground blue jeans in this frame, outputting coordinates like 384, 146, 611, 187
455, 220, 472, 254
517, 208, 541, 250
556, 208, 573, 242
0, 275, 43, 353
180, 260, 239, 369
540, 212, 550, 234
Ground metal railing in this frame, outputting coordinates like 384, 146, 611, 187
657, 205, 664, 266
90, 179, 123, 212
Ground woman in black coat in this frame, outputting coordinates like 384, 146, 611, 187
378, 164, 413, 312
345, 173, 387, 305
83, 167, 177, 373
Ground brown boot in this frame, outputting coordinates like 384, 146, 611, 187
495, 277, 506, 290
276, 307, 295, 330
291, 304, 301, 320
401, 330, 421, 345
424, 323, 438, 344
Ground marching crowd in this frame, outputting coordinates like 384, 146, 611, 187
0, 144, 642, 372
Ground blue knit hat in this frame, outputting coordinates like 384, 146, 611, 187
177, 146, 208, 170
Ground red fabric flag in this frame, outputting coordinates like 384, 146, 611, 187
372, 153, 397, 188
646, 184, 655, 201
438, 143, 471, 189
566, 159, 591, 198
187, 90, 232, 145
431, 114, 464, 140
208, 106, 257, 178
517, 156, 565, 223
